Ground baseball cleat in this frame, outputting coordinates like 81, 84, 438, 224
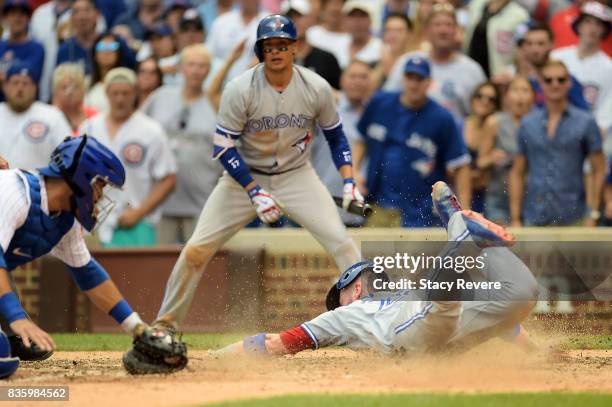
460, 209, 515, 247
431, 181, 462, 228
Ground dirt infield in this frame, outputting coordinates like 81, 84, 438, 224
6, 337, 611, 407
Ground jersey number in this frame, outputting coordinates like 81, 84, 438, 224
228, 157, 241, 169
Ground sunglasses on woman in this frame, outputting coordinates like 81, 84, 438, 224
95, 41, 120, 53
542, 76, 568, 85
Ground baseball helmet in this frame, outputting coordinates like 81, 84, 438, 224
254, 14, 297, 62
39, 135, 126, 232
0, 332, 19, 379
326, 261, 389, 311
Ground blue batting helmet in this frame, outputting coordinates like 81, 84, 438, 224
325, 261, 389, 311
254, 14, 297, 61
0, 332, 19, 379
39, 135, 126, 232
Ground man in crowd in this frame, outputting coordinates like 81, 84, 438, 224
384, 4, 486, 120
0, 63, 72, 169
521, 22, 590, 109
509, 60, 605, 227
56, 0, 100, 78
307, 0, 350, 56
335, 1, 383, 68
311, 59, 373, 227
143, 45, 223, 244
551, 2, 612, 130
80, 68, 176, 247
206, 0, 268, 82
113, 0, 165, 41
355, 56, 471, 227
284, 0, 342, 89
0, 0, 45, 101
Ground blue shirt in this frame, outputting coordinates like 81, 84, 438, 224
357, 92, 470, 227
530, 75, 589, 111
57, 37, 93, 76
518, 105, 602, 226
95, 0, 127, 27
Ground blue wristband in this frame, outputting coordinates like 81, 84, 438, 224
247, 185, 262, 199
343, 177, 355, 185
243, 333, 268, 355
0, 292, 27, 323
109, 299, 133, 324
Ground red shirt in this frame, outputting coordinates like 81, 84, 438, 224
550, 5, 612, 57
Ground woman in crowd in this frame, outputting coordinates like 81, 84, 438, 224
479, 76, 535, 224
86, 32, 136, 112
463, 81, 501, 213
136, 57, 163, 108
52, 63, 98, 136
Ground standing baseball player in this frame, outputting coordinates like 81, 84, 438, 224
214, 182, 538, 357
150, 14, 363, 335
0, 135, 186, 378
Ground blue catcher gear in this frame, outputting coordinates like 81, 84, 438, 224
0, 332, 19, 379
254, 14, 297, 62
325, 261, 389, 311
38, 135, 126, 232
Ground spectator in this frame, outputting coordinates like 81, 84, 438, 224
30, 0, 73, 102
177, 8, 206, 50
307, 0, 351, 56
332, 1, 382, 68
198, 0, 234, 32
0, 63, 72, 169
80, 67, 176, 247
480, 76, 534, 225
56, 0, 100, 78
113, 0, 164, 41
411, 0, 462, 52
381, 0, 410, 25
373, 13, 415, 89
521, 22, 590, 110
384, 4, 486, 120
284, 0, 342, 89
311, 59, 373, 227
142, 45, 223, 244
463, 82, 501, 213
94, 0, 127, 28
509, 60, 605, 227
136, 57, 163, 108
164, 0, 193, 33
52, 63, 98, 135
464, 0, 529, 78
142, 23, 177, 64
0, 0, 45, 101
605, 158, 612, 225
551, 2, 612, 130
551, 0, 612, 57
206, 0, 267, 82
86, 32, 136, 112
355, 56, 471, 227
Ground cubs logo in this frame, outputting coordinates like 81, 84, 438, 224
23, 121, 49, 143
122, 142, 146, 166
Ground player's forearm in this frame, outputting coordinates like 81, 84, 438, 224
322, 123, 353, 172
339, 164, 353, 180
0, 267, 27, 323
213, 334, 289, 357
85, 280, 143, 334
135, 174, 177, 218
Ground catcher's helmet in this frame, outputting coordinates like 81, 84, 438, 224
254, 14, 297, 62
39, 135, 125, 232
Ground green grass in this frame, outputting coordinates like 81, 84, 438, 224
51, 332, 245, 352
203, 393, 612, 407
566, 335, 612, 350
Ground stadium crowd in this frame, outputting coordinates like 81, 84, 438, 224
0, 0, 610, 246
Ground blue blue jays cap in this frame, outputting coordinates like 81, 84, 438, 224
404, 55, 431, 78
5, 62, 35, 83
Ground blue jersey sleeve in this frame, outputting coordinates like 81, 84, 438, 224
584, 116, 603, 154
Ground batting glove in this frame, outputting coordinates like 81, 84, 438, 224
248, 185, 282, 224
342, 178, 364, 210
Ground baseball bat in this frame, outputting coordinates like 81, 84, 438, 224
333, 197, 373, 218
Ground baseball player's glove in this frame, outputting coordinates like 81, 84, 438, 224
122, 324, 188, 375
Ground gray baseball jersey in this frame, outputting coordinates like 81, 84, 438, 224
215, 64, 341, 173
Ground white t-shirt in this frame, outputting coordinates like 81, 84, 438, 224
79, 112, 176, 241
205, 10, 269, 82
335, 36, 383, 69
384, 51, 487, 119
551, 46, 612, 128
0, 169, 90, 268
306, 25, 351, 65
0, 102, 72, 170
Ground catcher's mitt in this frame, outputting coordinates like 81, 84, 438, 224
122, 324, 188, 375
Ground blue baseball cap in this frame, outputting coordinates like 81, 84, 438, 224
404, 55, 431, 78
3, 0, 31, 16
5, 62, 35, 83
146, 23, 174, 39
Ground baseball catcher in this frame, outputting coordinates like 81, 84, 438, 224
213, 182, 539, 357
